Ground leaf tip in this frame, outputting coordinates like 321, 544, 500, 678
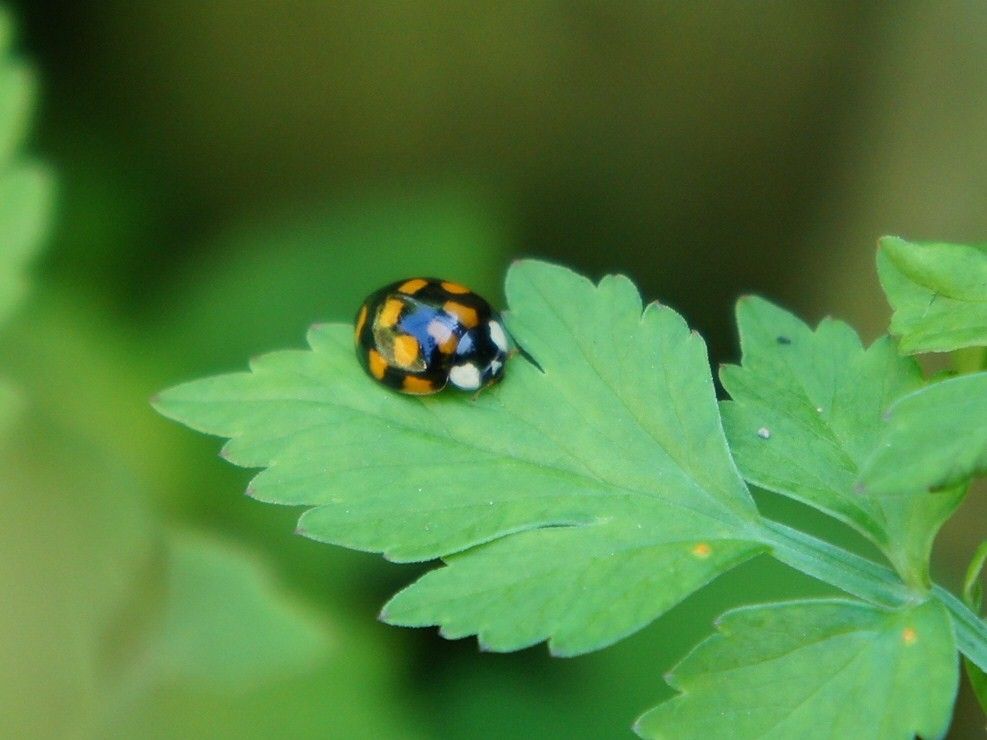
245, 484, 258, 498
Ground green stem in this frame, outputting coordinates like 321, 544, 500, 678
760, 519, 913, 607
932, 585, 987, 672
758, 519, 987, 672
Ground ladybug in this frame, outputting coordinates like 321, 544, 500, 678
354, 278, 510, 395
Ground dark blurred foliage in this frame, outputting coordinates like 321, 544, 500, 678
4, 2, 987, 737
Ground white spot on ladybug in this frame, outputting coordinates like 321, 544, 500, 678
449, 363, 482, 390
488, 359, 503, 375
488, 320, 508, 352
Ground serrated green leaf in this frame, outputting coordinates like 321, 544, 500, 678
635, 598, 958, 740
720, 297, 964, 586
382, 532, 761, 656
151, 530, 330, 691
857, 372, 987, 497
878, 236, 987, 354
155, 260, 765, 655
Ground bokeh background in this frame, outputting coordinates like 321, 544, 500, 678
2, 2, 986, 737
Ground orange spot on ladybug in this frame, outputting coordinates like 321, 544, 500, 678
398, 278, 428, 295
393, 334, 420, 368
441, 281, 471, 294
443, 300, 479, 328
354, 304, 368, 344
379, 298, 404, 328
402, 376, 436, 394
368, 349, 387, 380
691, 543, 712, 558
902, 627, 917, 645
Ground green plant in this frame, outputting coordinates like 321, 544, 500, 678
155, 236, 987, 738
0, 5, 53, 431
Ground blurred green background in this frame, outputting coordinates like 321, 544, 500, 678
2, 2, 986, 737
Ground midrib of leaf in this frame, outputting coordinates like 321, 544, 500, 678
259, 394, 735, 530
688, 627, 877, 683
262, 328, 754, 533
753, 643, 873, 736
491, 392, 747, 532
433, 537, 728, 601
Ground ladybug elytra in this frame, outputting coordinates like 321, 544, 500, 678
354, 278, 509, 395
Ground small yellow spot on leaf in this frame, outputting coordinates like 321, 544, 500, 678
902, 627, 917, 645
691, 543, 712, 558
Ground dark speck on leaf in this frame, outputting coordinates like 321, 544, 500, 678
776, 336, 792, 345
